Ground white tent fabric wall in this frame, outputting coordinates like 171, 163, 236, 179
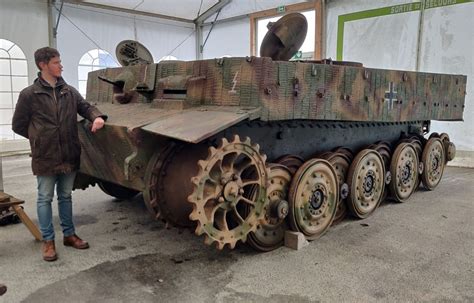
57, 5, 134, 93
0, 0, 49, 153
325, 0, 420, 59
134, 18, 195, 62
420, 6, 474, 152
0, 0, 49, 86
340, 12, 419, 70
57, 4, 195, 91
202, 18, 250, 59
325, 0, 473, 165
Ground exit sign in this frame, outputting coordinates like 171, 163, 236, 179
277, 5, 285, 13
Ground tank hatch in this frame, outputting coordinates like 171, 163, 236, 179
116, 40, 154, 66
260, 12, 308, 61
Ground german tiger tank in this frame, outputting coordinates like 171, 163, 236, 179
74, 13, 466, 251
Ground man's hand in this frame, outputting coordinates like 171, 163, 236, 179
91, 117, 105, 133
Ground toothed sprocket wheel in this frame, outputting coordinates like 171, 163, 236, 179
188, 135, 269, 250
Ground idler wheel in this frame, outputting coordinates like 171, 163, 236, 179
389, 143, 419, 202
439, 133, 455, 162
288, 159, 339, 240
447, 142, 456, 162
188, 135, 269, 250
421, 138, 445, 191
246, 164, 292, 252
143, 142, 208, 227
347, 149, 385, 219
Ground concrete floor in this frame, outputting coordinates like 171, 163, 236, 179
0, 155, 473, 303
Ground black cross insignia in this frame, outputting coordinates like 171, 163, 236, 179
384, 82, 398, 110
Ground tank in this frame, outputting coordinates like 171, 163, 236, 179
74, 13, 466, 251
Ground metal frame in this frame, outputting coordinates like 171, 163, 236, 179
0, 158, 3, 192
62, 0, 194, 23
58, 0, 232, 60
194, 0, 232, 59
48, 0, 57, 47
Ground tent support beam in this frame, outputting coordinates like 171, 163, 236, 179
62, 0, 194, 24
194, 0, 232, 59
48, 0, 57, 47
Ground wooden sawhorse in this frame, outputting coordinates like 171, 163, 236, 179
0, 192, 41, 241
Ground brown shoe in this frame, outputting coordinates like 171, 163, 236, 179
63, 234, 89, 249
0, 284, 7, 296
42, 240, 58, 262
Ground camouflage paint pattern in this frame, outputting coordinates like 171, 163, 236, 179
86, 58, 466, 123
76, 57, 466, 193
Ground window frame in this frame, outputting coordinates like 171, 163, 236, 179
78, 49, 118, 97
249, 1, 323, 60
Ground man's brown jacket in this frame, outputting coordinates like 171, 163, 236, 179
12, 75, 106, 176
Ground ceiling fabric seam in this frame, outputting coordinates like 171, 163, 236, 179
61, 3, 195, 29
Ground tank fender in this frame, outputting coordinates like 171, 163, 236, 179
141, 106, 261, 144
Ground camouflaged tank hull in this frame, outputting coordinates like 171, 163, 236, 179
74, 57, 466, 250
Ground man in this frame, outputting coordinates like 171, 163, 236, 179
12, 47, 107, 262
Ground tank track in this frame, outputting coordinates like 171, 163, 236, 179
183, 130, 453, 251
138, 121, 453, 251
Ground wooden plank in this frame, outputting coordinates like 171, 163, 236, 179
315, 0, 323, 60
0, 192, 10, 202
12, 205, 42, 241
250, 14, 256, 57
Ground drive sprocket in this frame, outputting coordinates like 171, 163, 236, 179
188, 135, 269, 249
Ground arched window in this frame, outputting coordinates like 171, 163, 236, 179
158, 55, 178, 62
0, 39, 28, 140
78, 49, 118, 97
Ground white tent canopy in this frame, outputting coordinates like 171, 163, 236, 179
75, 0, 307, 21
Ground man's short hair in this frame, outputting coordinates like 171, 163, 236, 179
34, 47, 60, 70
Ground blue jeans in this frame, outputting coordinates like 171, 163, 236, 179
37, 172, 77, 241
